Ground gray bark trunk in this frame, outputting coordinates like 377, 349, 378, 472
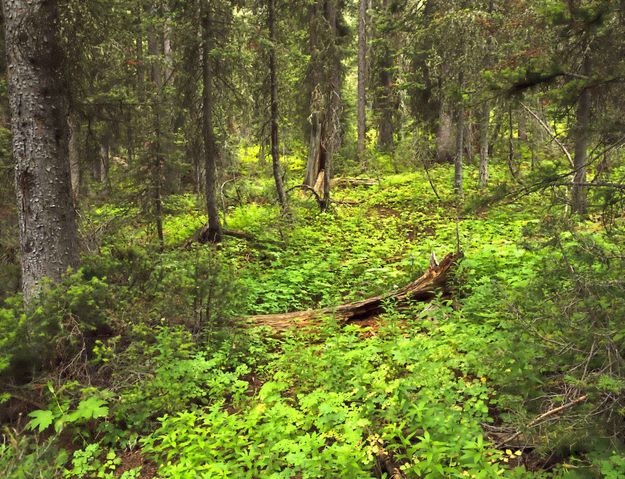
357, 0, 366, 163
454, 103, 465, 197
436, 103, 454, 162
479, 101, 490, 187
99, 139, 111, 195
68, 113, 81, 203
201, 0, 223, 242
148, 10, 164, 246
304, 0, 343, 210
2, 0, 79, 303
572, 57, 591, 215
268, 0, 288, 213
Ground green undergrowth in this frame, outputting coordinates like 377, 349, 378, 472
1, 163, 624, 478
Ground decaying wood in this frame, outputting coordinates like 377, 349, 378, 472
248, 252, 462, 330
192, 224, 285, 248
378, 451, 405, 479
330, 177, 378, 188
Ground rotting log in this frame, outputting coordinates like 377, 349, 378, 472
330, 177, 378, 188
193, 223, 285, 248
247, 252, 462, 330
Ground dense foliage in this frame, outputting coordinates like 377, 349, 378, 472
1, 0, 625, 477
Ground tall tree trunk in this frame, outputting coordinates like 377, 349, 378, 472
99, 138, 111, 195
68, 113, 81, 203
268, 0, 288, 213
572, 56, 591, 215
479, 101, 490, 187
304, 0, 343, 211
148, 14, 164, 247
2, 0, 79, 303
454, 102, 465, 197
201, 0, 222, 242
373, 0, 396, 152
135, 6, 145, 103
436, 102, 454, 162
357, 0, 367, 163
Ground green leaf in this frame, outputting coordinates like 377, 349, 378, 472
66, 397, 109, 423
26, 409, 54, 433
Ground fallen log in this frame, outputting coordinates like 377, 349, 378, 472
247, 251, 462, 330
190, 223, 285, 248
331, 177, 378, 188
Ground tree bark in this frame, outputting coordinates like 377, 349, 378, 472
372, 0, 397, 152
148, 13, 164, 247
201, 0, 223, 242
304, 0, 343, 211
454, 81, 465, 197
357, 0, 367, 163
2, 0, 79, 303
68, 113, 81, 204
268, 0, 288, 213
572, 56, 591, 215
99, 138, 111, 195
479, 101, 490, 187
436, 102, 454, 162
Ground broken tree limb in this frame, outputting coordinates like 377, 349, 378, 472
247, 252, 462, 330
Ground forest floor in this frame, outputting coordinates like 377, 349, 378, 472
2, 161, 624, 478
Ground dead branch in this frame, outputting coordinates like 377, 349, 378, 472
520, 102, 574, 168
497, 395, 588, 448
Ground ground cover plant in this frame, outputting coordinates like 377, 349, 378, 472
1, 0, 625, 477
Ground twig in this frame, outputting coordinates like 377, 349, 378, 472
286, 184, 323, 206
497, 395, 588, 447
521, 102, 574, 168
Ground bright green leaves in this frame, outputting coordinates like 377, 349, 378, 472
26, 409, 55, 433
66, 397, 109, 422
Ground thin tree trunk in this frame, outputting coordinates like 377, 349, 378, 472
2, 0, 79, 303
99, 138, 111, 195
454, 100, 465, 197
436, 102, 454, 162
572, 56, 591, 215
201, 0, 223, 242
268, 0, 288, 213
357, 0, 367, 164
304, 0, 343, 211
68, 113, 81, 204
135, 6, 145, 103
148, 13, 164, 247
479, 101, 490, 187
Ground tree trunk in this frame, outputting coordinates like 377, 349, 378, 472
479, 101, 490, 187
201, 0, 223, 242
304, 0, 343, 210
454, 101, 465, 197
268, 0, 288, 213
148, 15, 164, 247
2, 0, 79, 303
68, 113, 81, 204
572, 56, 591, 215
436, 102, 454, 162
135, 7, 145, 102
99, 139, 111, 195
357, 0, 367, 163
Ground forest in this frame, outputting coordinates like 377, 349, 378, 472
1, 0, 625, 477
